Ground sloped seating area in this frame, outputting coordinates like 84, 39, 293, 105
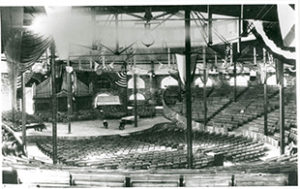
35, 123, 267, 170
166, 86, 248, 122
241, 86, 297, 145
208, 85, 279, 131
246, 100, 296, 137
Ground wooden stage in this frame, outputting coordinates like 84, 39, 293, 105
24, 116, 170, 140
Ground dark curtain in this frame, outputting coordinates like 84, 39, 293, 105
19, 30, 52, 72
4, 29, 51, 74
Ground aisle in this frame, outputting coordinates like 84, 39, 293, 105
26, 143, 53, 164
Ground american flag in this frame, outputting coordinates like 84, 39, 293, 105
115, 71, 127, 88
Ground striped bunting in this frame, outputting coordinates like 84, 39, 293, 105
115, 71, 127, 88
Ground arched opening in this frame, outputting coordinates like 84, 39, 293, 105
229, 75, 249, 87
194, 77, 213, 87
267, 75, 287, 86
160, 76, 178, 89
128, 76, 145, 89
129, 93, 146, 101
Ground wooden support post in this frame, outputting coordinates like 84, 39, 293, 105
207, 5, 213, 45
230, 43, 237, 102
124, 62, 128, 115
21, 72, 27, 152
89, 53, 93, 70
234, 61, 237, 102
115, 13, 119, 52
203, 46, 207, 127
215, 53, 217, 65
237, 5, 242, 54
91, 7, 96, 50
277, 60, 285, 154
50, 43, 58, 164
12, 63, 16, 125
133, 56, 138, 127
67, 58, 72, 134
263, 48, 268, 136
150, 61, 155, 117
264, 83, 268, 135
253, 47, 257, 65
185, 9, 193, 169
168, 48, 171, 67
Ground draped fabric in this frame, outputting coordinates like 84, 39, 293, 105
4, 30, 23, 71
34, 78, 52, 98
175, 54, 198, 87
251, 21, 296, 62
60, 71, 90, 97
4, 29, 52, 74
277, 4, 295, 48
115, 71, 127, 88
19, 30, 52, 72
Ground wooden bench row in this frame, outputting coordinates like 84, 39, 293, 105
9, 168, 290, 187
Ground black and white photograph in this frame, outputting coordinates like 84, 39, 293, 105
1, 0, 299, 187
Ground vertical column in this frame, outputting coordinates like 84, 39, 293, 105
133, 56, 138, 127
237, 5, 243, 54
67, 58, 72, 134
203, 47, 207, 128
263, 48, 268, 136
214, 53, 217, 65
185, 9, 193, 169
12, 63, 16, 125
207, 5, 213, 45
277, 60, 285, 154
230, 43, 237, 102
50, 43, 58, 164
21, 72, 27, 152
89, 52, 93, 70
124, 62, 128, 115
253, 47, 257, 65
91, 7, 96, 49
115, 13, 119, 51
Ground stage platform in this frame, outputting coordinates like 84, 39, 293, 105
25, 116, 170, 140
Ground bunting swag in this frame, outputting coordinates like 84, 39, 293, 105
176, 54, 186, 85
4, 29, 52, 74
175, 54, 198, 87
19, 30, 52, 72
251, 21, 296, 61
115, 71, 127, 88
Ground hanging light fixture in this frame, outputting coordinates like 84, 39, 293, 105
142, 8, 155, 48
142, 22, 155, 48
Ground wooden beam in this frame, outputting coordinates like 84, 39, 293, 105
264, 83, 268, 136
50, 43, 58, 164
21, 72, 27, 152
263, 48, 268, 136
67, 58, 72, 134
207, 5, 213, 45
133, 56, 138, 127
12, 62, 16, 125
115, 13, 119, 52
277, 59, 285, 154
253, 47, 257, 65
230, 43, 237, 102
203, 46, 207, 127
237, 5, 243, 53
185, 9, 193, 169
